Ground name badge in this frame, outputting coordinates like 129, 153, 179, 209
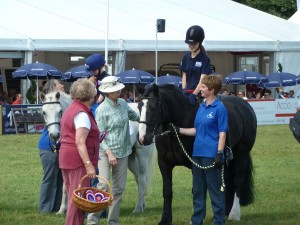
195, 61, 202, 67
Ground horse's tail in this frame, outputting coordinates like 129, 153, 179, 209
144, 143, 157, 194
239, 153, 254, 206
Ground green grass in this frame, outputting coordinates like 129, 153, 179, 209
0, 125, 300, 225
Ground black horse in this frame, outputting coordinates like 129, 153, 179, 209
138, 84, 257, 225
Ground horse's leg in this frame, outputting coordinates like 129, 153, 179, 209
228, 146, 254, 221
128, 146, 147, 213
158, 158, 173, 225
56, 182, 67, 214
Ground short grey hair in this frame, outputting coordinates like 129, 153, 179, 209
70, 78, 96, 102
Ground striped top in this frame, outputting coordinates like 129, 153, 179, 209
95, 97, 140, 158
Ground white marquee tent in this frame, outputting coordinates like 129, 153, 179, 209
1, 0, 300, 53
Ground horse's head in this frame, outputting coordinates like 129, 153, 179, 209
138, 84, 164, 145
41, 91, 62, 142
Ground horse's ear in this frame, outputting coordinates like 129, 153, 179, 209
40, 92, 45, 102
152, 83, 159, 95
55, 92, 60, 100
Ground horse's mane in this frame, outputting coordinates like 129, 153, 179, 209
44, 91, 72, 112
144, 84, 198, 127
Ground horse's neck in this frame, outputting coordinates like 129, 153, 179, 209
59, 92, 72, 112
161, 89, 197, 127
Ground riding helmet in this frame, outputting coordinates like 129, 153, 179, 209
185, 25, 205, 44
85, 54, 106, 71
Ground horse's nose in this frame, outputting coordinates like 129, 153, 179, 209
50, 132, 60, 142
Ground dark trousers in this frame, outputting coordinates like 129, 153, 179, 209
39, 149, 63, 213
191, 157, 225, 225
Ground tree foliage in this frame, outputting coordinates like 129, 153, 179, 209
233, 0, 297, 19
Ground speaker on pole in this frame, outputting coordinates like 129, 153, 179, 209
157, 19, 166, 33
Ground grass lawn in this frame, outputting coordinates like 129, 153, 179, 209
0, 124, 300, 225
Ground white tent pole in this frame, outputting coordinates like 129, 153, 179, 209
133, 84, 136, 102
105, 0, 109, 62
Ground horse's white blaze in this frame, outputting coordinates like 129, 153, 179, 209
139, 99, 148, 142
228, 193, 241, 221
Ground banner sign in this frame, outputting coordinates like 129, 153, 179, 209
247, 98, 298, 125
1, 104, 43, 135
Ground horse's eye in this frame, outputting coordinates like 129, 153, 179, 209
42, 111, 46, 116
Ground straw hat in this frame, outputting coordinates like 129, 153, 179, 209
98, 76, 125, 93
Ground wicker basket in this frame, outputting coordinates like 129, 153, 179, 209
72, 175, 113, 213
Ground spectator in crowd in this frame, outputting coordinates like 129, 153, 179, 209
12, 93, 23, 105
87, 76, 140, 225
59, 79, 100, 225
237, 91, 248, 100
289, 90, 295, 98
229, 91, 236, 96
219, 88, 228, 96
261, 89, 272, 99
0, 95, 9, 106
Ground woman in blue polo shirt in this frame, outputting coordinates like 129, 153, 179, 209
180, 25, 212, 105
178, 75, 228, 225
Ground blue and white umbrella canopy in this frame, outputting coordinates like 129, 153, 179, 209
62, 65, 93, 81
116, 69, 154, 84
157, 74, 182, 87
264, 72, 299, 88
224, 70, 268, 85
12, 62, 62, 103
12, 62, 62, 79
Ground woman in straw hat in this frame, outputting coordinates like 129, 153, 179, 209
87, 76, 140, 225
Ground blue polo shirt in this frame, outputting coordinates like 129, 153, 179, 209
180, 51, 212, 90
193, 98, 228, 158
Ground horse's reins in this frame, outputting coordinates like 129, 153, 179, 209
139, 94, 226, 191
42, 101, 61, 153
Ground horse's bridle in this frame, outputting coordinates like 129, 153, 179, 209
139, 95, 165, 136
42, 101, 61, 128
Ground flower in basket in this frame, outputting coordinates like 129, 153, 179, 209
76, 191, 83, 198
95, 192, 105, 202
101, 197, 108, 202
86, 192, 96, 202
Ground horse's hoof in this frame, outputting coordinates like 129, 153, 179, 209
56, 209, 66, 215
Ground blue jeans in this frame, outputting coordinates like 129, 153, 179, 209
191, 157, 225, 225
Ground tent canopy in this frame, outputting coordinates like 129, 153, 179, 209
0, 0, 300, 52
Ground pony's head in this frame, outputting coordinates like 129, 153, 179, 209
41, 91, 62, 142
138, 84, 165, 145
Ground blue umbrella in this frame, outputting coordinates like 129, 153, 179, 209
12, 62, 62, 103
224, 70, 268, 84
116, 69, 154, 102
12, 62, 62, 79
157, 75, 182, 87
116, 69, 154, 84
264, 72, 299, 88
62, 65, 93, 81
